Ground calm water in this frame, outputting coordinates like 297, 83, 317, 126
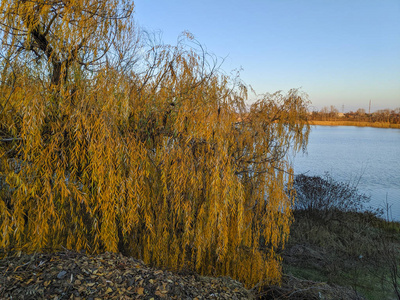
292, 126, 400, 220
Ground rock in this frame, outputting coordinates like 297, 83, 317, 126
57, 270, 67, 279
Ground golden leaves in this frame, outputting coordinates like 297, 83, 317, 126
0, 2, 310, 288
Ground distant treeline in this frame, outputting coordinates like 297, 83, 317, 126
309, 106, 400, 125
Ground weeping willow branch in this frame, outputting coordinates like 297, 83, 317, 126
0, 0, 310, 289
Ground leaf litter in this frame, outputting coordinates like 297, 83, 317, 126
0, 250, 253, 299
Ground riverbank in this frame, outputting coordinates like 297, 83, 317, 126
1, 209, 397, 299
309, 120, 400, 129
281, 209, 400, 300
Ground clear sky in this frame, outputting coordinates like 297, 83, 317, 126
133, 0, 400, 112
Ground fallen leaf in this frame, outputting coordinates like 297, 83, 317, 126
136, 287, 144, 295
155, 291, 166, 298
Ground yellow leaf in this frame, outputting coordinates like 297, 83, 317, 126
136, 287, 144, 295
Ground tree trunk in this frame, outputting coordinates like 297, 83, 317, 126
51, 61, 62, 86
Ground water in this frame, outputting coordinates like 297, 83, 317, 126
291, 125, 400, 220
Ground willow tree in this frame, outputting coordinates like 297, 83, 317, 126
0, 0, 310, 288
0, 0, 135, 87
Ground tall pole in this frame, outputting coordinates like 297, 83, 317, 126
369, 100, 371, 114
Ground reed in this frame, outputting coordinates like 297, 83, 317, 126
309, 120, 400, 129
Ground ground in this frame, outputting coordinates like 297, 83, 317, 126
0, 250, 251, 299
1, 210, 398, 299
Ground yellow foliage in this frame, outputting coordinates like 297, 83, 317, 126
0, 0, 310, 288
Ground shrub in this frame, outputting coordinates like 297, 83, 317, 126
292, 173, 371, 217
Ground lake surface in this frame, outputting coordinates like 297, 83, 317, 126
291, 125, 400, 220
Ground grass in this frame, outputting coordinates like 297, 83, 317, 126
309, 120, 400, 129
282, 209, 400, 299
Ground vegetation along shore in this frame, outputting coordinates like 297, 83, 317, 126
310, 120, 400, 129
309, 106, 400, 128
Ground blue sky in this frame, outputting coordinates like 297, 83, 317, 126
133, 0, 400, 112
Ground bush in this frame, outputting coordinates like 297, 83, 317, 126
291, 173, 371, 217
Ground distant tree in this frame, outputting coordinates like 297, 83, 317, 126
356, 108, 366, 115
321, 106, 329, 114
373, 109, 391, 123
390, 109, 400, 124
320, 106, 329, 120
329, 105, 339, 119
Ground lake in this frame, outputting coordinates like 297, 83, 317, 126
292, 125, 400, 220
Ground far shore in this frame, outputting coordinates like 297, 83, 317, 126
309, 120, 400, 129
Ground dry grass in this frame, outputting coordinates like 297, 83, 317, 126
283, 209, 400, 299
255, 274, 365, 300
309, 120, 400, 129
